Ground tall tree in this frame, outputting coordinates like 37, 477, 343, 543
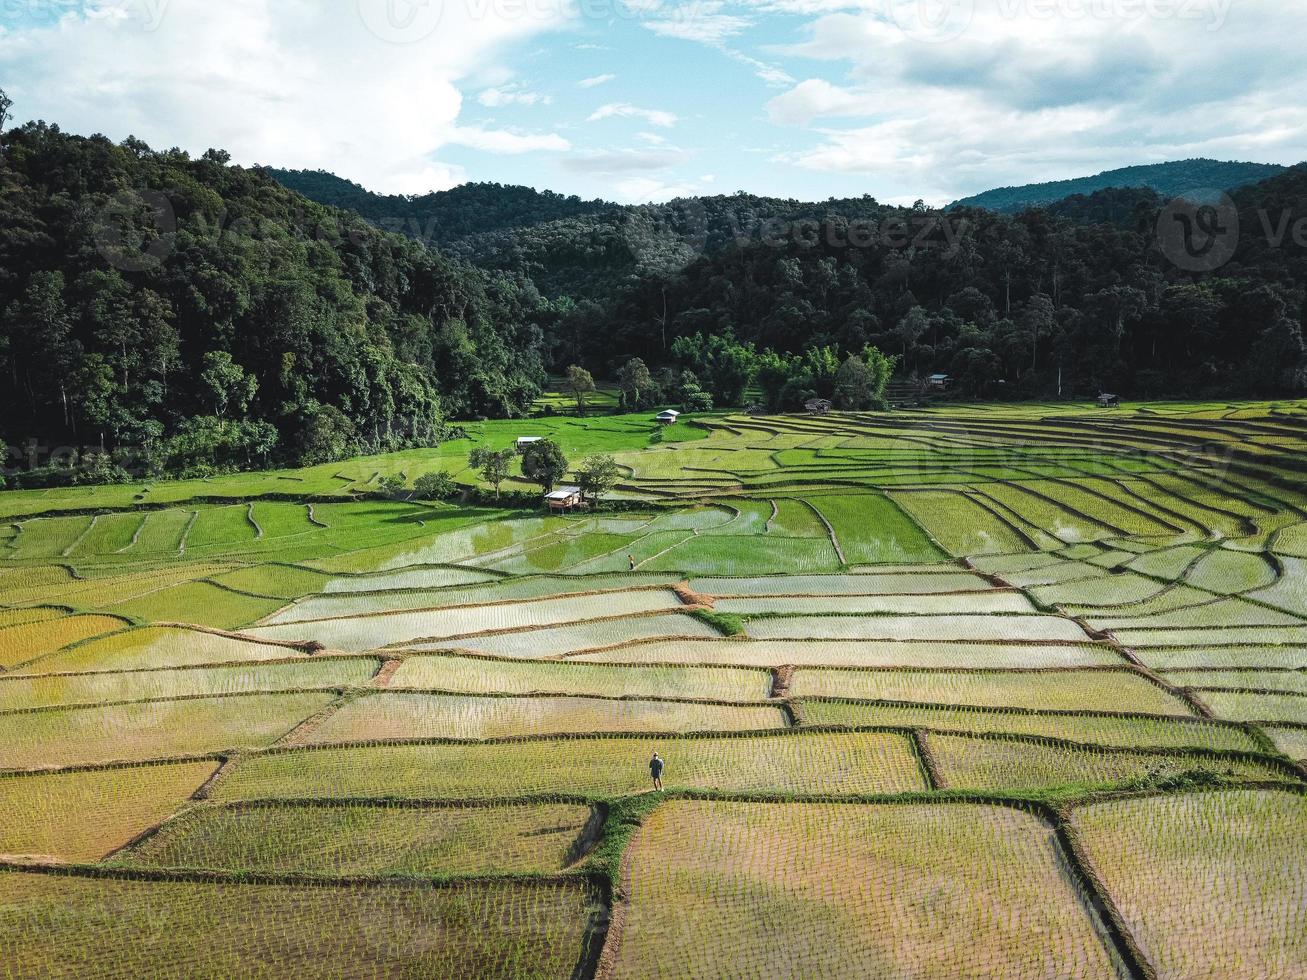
564, 364, 596, 415
521, 439, 569, 493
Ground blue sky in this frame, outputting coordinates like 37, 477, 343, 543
1, 0, 1304, 205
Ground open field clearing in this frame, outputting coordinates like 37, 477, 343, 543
927, 733, 1292, 791
2, 402, 1306, 975
215, 732, 926, 800
790, 668, 1194, 715
0, 615, 129, 670
571, 638, 1125, 668
0, 657, 378, 710
245, 589, 685, 651
1263, 726, 1307, 760
715, 591, 1037, 615
389, 654, 771, 700
689, 571, 990, 595
0, 873, 599, 980
21, 626, 313, 674
801, 700, 1259, 751
614, 800, 1129, 979
262, 572, 680, 623
118, 801, 596, 876
745, 613, 1092, 642
407, 612, 723, 658
0, 693, 335, 769
0, 762, 218, 862
1201, 690, 1307, 725
1072, 790, 1307, 979
299, 693, 787, 742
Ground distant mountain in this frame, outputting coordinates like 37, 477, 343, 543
265, 170, 618, 246
951, 159, 1285, 213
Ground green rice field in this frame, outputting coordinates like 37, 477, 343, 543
2, 401, 1306, 977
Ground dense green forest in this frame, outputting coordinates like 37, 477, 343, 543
273, 163, 1307, 402
951, 159, 1284, 212
0, 119, 554, 486
3, 90, 1306, 487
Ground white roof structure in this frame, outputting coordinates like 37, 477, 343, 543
545, 486, 582, 501
516, 436, 543, 444
656, 410, 681, 419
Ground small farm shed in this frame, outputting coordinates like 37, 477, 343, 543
545, 486, 584, 511
656, 410, 681, 425
516, 437, 543, 453
1097, 393, 1121, 408
926, 374, 952, 390
805, 399, 833, 416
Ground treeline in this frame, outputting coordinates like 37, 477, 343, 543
274, 165, 1307, 401
0, 118, 552, 486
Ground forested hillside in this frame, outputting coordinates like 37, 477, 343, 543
951, 159, 1284, 212
0, 123, 551, 485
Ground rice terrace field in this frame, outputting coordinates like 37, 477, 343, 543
4, 400, 1307, 978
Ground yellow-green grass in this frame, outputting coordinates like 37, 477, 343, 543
0, 761, 218, 862
0, 658, 377, 711
790, 668, 1192, 715
928, 733, 1291, 792
389, 654, 770, 701
1072, 790, 1307, 980
0, 873, 597, 980
1161, 669, 1307, 695
806, 493, 945, 563
745, 614, 1091, 642
1249, 556, 1307, 616
1261, 726, 1307, 760
716, 591, 1036, 616
642, 533, 844, 574
300, 693, 785, 744
568, 639, 1125, 669
800, 700, 1259, 752
615, 800, 1128, 979
118, 801, 593, 876
104, 581, 285, 630
1202, 690, 1307, 725
321, 566, 498, 593
1091, 598, 1302, 631
0, 607, 63, 630
408, 613, 722, 658
263, 572, 679, 624
208, 565, 333, 600
891, 490, 1035, 556
689, 572, 991, 596
1132, 645, 1307, 671
1185, 549, 1279, 593
0, 563, 230, 610
0, 693, 336, 769
215, 732, 926, 801
24, 626, 310, 674
1110, 626, 1307, 647
0, 615, 128, 670
246, 590, 684, 652
1031, 573, 1172, 608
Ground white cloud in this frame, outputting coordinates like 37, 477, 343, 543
611, 176, 701, 202
578, 73, 617, 88
765, 78, 865, 125
643, 3, 752, 44
449, 127, 570, 153
588, 102, 678, 127
0, 0, 571, 193
562, 146, 691, 173
478, 84, 552, 107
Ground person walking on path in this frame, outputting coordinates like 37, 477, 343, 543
628, 554, 637, 571
649, 752, 664, 791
